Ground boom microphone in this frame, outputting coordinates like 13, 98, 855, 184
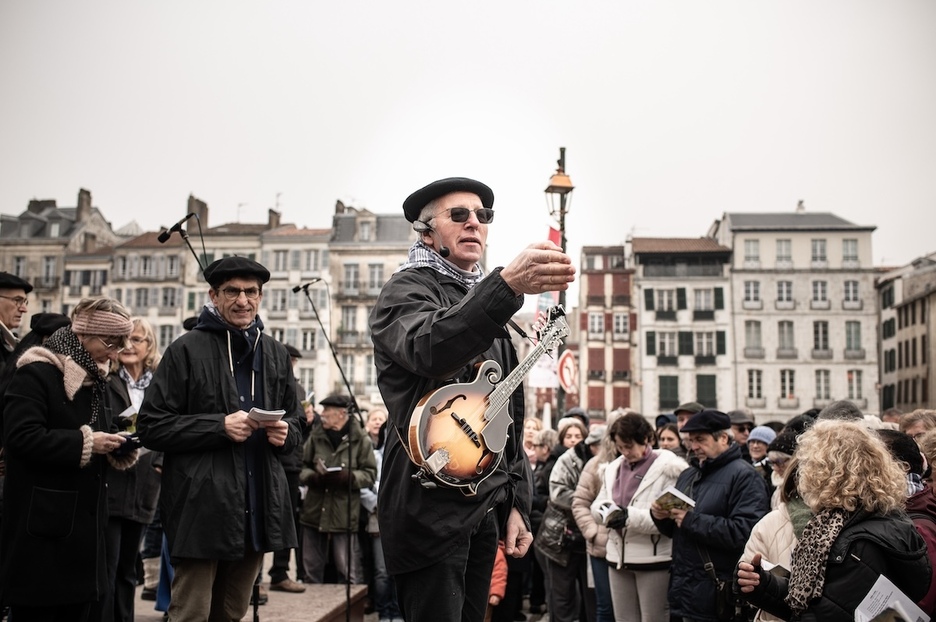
291, 278, 322, 293
157, 213, 197, 243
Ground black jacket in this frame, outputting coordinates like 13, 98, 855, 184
369, 266, 532, 575
745, 510, 931, 621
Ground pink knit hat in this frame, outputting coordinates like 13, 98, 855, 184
71, 310, 134, 337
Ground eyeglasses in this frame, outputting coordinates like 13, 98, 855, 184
0, 295, 28, 307
438, 207, 495, 224
97, 337, 126, 353
129, 336, 149, 345
220, 287, 262, 300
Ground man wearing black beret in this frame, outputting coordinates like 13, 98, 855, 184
138, 256, 303, 620
0, 272, 33, 372
650, 409, 769, 621
369, 176, 576, 621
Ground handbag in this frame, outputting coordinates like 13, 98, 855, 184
534, 501, 574, 567
697, 545, 755, 622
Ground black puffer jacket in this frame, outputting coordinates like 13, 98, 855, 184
745, 509, 930, 621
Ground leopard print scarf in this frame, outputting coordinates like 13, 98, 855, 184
785, 507, 848, 615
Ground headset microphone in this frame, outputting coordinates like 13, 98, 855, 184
415, 220, 450, 258
439, 246, 450, 258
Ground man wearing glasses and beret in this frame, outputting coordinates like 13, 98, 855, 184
0, 272, 33, 373
138, 256, 303, 621
369, 177, 576, 622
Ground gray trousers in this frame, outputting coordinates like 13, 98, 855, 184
301, 526, 363, 584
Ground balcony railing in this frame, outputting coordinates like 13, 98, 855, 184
811, 348, 833, 359
33, 276, 60, 290
612, 331, 630, 342
612, 294, 632, 307
810, 299, 831, 310
611, 370, 631, 381
586, 295, 605, 306
842, 300, 863, 311
657, 355, 678, 366
587, 370, 605, 381
694, 355, 716, 366
778, 397, 800, 409
744, 347, 765, 359
746, 397, 766, 408
775, 300, 795, 311
813, 398, 833, 409
742, 299, 762, 310
776, 347, 798, 359
655, 310, 677, 321
844, 348, 866, 360
693, 310, 714, 321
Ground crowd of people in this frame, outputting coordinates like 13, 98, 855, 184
1, 173, 935, 622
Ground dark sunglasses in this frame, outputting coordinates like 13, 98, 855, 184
441, 207, 495, 224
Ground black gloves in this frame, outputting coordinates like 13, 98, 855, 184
322, 468, 351, 486
606, 508, 628, 530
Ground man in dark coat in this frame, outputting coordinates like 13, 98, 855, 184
651, 409, 769, 621
369, 176, 576, 622
0, 272, 32, 373
137, 256, 303, 621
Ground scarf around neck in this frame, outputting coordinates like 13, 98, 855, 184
785, 507, 848, 615
396, 239, 485, 289
119, 366, 153, 392
43, 326, 107, 426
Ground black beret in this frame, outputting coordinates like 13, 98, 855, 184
402, 177, 494, 223
203, 257, 270, 288
29, 312, 70, 336
768, 431, 798, 457
182, 316, 199, 331
878, 429, 925, 475
319, 394, 351, 409
680, 409, 731, 434
0, 272, 33, 293
284, 343, 302, 359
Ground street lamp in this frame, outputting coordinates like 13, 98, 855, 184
544, 147, 574, 416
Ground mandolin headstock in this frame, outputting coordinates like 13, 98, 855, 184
533, 305, 569, 353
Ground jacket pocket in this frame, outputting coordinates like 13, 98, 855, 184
27, 487, 78, 539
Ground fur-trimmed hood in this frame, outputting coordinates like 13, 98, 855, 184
17, 345, 97, 401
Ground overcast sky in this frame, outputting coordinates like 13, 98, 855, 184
2, 1, 934, 294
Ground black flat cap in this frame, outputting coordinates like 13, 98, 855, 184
402, 177, 494, 223
0, 272, 33, 293
319, 394, 351, 409
284, 343, 302, 359
680, 409, 731, 434
203, 257, 271, 288
29, 312, 70, 336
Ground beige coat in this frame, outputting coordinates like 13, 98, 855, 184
739, 504, 798, 622
571, 455, 610, 559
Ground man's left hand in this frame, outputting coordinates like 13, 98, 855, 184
670, 507, 689, 528
504, 507, 533, 558
263, 420, 289, 447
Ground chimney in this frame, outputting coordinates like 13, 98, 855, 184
187, 195, 208, 231
268, 209, 281, 229
335, 200, 346, 214
83, 232, 97, 253
795, 200, 805, 213
77, 188, 92, 222
27, 199, 56, 214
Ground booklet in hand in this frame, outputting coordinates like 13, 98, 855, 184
248, 407, 286, 423
595, 500, 626, 526
655, 485, 695, 511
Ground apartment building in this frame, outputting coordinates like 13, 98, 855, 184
710, 206, 879, 419
876, 252, 936, 412
629, 238, 733, 415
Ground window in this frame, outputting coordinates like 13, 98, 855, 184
776, 239, 792, 263
846, 321, 861, 351
343, 264, 360, 291
13, 256, 27, 278
270, 327, 286, 342
656, 289, 676, 311
778, 321, 795, 350
612, 313, 629, 339
167, 256, 180, 277
658, 332, 677, 356
816, 370, 831, 400
813, 321, 829, 350
780, 369, 795, 398
368, 264, 384, 290
273, 250, 288, 272
300, 368, 314, 392
303, 250, 321, 271
694, 288, 714, 311
812, 281, 827, 302
747, 370, 762, 399
745, 320, 762, 349
847, 369, 863, 400
844, 280, 859, 302
659, 376, 679, 409
744, 281, 760, 302
843, 239, 858, 262
268, 289, 287, 312
360, 221, 372, 242
301, 329, 315, 351
697, 375, 717, 406
777, 281, 793, 302
42, 256, 56, 278
116, 256, 128, 278
161, 287, 178, 308
811, 239, 827, 262
744, 239, 760, 263
140, 256, 153, 277
341, 306, 357, 332
365, 354, 376, 388
588, 312, 604, 337
135, 289, 149, 308
342, 354, 355, 383
695, 332, 715, 356
158, 325, 175, 349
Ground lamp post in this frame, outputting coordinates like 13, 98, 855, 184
544, 147, 574, 417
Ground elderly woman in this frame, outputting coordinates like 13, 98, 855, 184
102, 317, 162, 622
591, 412, 688, 622
737, 420, 930, 621
0, 297, 137, 621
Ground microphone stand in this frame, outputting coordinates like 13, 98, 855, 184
297, 282, 363, 622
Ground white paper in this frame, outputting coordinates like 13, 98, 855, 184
854, 574, 929, 622
117, 405, 136, 419
248, 407, 286, 422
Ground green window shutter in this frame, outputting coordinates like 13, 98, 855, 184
677, 288, 687, 310
644, 289, 655, 311
646, 331, 656, 356
696, 375, 717, 408
716, 331, 726, 355
678, 331, 693, 355
714, 287, 724, 310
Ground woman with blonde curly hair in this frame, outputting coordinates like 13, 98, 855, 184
737, 420, 931, 621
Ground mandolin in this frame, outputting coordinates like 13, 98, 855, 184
405, 306, 568, 495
